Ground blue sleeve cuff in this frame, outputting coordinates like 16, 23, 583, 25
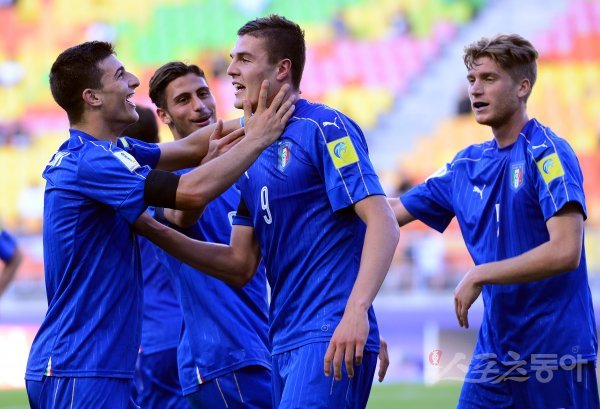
232, 214, 253, 227
328, 173, 385, 212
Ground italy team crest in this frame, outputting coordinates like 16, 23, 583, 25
510, 162, 524, 191
278, 141, 292, 172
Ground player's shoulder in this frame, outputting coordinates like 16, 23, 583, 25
69, 139, 144, 182
524, 119, 577, 162
290, 100, 355, 135
43, 136, 82, 177
58, 133, 113, 163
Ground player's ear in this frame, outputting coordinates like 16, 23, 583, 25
517, 78, 531, 99
276, 59, 292, 82
82, 88, 102, 108
156, 108, 172, 126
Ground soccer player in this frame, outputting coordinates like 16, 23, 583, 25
389, 34, 599, 408
122, 105, 188, 408
24, 41, 295, 408
148, 62, 271, 408
0, 223, 22, 297
134, 15, 399, 409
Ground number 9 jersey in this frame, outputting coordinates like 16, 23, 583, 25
233, 99, 386, 356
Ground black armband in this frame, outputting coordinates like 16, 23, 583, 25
144, 170, 180, 209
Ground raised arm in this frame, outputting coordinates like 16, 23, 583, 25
454, 202, 584, 328
324, 195, 400, 380
155, 80, 295, 173
134, 212, 261, 287
144, 82, 296, 211
164, 121, 246, 227
155, 118, 241, 171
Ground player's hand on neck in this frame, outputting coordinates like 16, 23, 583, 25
243, 80, 297, 150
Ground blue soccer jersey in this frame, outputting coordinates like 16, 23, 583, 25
0, 226, 17, 263
138, 233, 182, 355
25, 129, 160, 380
158, 181, 271, 395
401, 118, 597, 368
233, 99, 384, 355
119, 138, 183, 354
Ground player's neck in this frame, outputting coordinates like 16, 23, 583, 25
255, 89, 300, 114
170, 127, 184, 141
491, 110, 529, 148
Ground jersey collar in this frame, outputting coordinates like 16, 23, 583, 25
69, 129, 100, 143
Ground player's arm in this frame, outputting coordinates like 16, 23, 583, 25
155, 118, 242, 171
324, 195, 400, 380
454, 202, 584, 328
133, 212, 261, 287
164, 123, 245, 227
145, 82, 296, 211
163, 207, 204, 228
388, 198, 417, 227
154, 81, 295, 172
0, 244, 22, 297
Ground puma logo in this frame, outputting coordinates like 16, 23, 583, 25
473, 184, 485, 200
323, 118, 340, 129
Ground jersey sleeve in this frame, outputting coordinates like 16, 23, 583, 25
232, 197, 253, 227
78, 145, 152, 224
0, 229, 17, 262
400, 163, 455, 233
533, 139, 587, 221
306, 112, 385, 212
117, 137, 161, 168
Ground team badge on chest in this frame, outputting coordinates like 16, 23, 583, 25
277, 140, 292, 172
510, 162, 524, 191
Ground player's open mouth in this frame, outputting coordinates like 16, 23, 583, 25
472, 102, 489, 110
233, 83, 246, 94
126, 93, 136, 108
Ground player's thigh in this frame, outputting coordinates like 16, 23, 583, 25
137, 348, 188, 409
26, 376, 139, 409
512, 362, 600, 409
276, 342, 377, 409
186, 365, 272, 409
457, 377, 514, 409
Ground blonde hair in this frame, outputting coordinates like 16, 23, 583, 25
464, 34, 538, 99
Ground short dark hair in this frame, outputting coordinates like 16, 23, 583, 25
149, 62, 206, 109
49, 41, 115, 124
238, 14, 305, 90
464, 34, 539, 100
122, 105, 159, 143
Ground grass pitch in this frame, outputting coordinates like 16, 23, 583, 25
0, 382, 463, 408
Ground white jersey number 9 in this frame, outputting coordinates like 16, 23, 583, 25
261, 186, 273, 225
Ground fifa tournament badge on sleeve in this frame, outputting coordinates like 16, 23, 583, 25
536, 153, 565, 185
327, 136, 359, 169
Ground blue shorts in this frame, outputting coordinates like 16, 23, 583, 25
272, 342, 377, 409
135, 347, 189, 409
458, 361, 600, 409
26, 376, 139, 409
186, 365, 271, 409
